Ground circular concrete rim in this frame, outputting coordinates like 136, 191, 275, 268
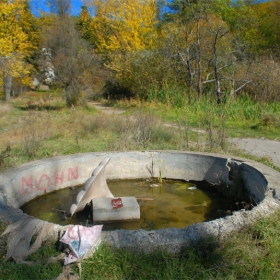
0, 151, 280, 254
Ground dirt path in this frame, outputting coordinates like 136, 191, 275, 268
92, 103, 280, 167
89, 102, 125, 115
229, 138, 280, 167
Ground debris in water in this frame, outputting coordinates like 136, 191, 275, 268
136, 197, 155, 201
111, 198, 123, 209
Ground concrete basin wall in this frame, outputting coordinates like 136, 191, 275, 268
0, 151, 280, 253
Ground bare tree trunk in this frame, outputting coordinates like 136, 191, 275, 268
175, 45, 194, 102
213, 31, 222, 104
65, 85, 71, 107
186, 55, 193, 99
196, 18, 203, 101
4, 72, 12, 102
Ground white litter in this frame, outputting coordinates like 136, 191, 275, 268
60, 225, 103, 265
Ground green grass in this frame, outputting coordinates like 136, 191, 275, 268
0, 221, 61, 280
231, 150, 280, 173
118, 94, 280, 140
0, 91, 280, 279
1, 210, 279, 279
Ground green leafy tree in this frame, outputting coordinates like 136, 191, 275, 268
76, 6, 96, 46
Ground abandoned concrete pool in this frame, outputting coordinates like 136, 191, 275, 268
0, 151, 280, 263
21, 178, 246, 231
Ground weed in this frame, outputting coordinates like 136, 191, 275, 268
0, 145, 11, 168
203, 105, 228, 153
178, 117, 190, 150
21, 110, 51, 159
260, 114, 280, 127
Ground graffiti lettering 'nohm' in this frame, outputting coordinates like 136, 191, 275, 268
21, 167, 79, 195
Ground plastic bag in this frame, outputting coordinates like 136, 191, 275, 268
60, 225, 103, 265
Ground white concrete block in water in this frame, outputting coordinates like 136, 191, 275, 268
92, 197, 140, 222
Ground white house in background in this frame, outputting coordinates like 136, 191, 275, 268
32, 48, 56, 90
42, 47, 55, 85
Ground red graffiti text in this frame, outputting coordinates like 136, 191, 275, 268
21, 167, 79, 195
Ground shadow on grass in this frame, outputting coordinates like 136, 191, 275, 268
80, 238, 225, 280
14, 103, 64, 111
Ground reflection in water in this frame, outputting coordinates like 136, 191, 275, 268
21, 179, 237, 230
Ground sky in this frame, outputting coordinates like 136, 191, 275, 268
30, 0, 85, 16
69, 0, 269, 14
70, 0, 84, 15
30, 0, 268, 17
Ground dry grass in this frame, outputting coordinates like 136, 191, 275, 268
0, 103, 11, 116
3, 91, 277, 171
0, 94, 232, 171
0, 104, 23, 153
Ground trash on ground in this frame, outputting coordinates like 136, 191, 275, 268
1, 213, 57, 264
60, 224, 103, 265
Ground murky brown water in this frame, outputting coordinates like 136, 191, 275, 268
21, 179, 237, 230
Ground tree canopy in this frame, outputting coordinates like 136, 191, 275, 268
0, 0, 39, 100
1, 0, 279, 103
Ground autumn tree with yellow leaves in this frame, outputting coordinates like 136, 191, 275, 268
81, 0, 159, 98
74, 0, 280, 102
1, 0, 278, 103
0, 0, 39, 101
87, 0, 157, 53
